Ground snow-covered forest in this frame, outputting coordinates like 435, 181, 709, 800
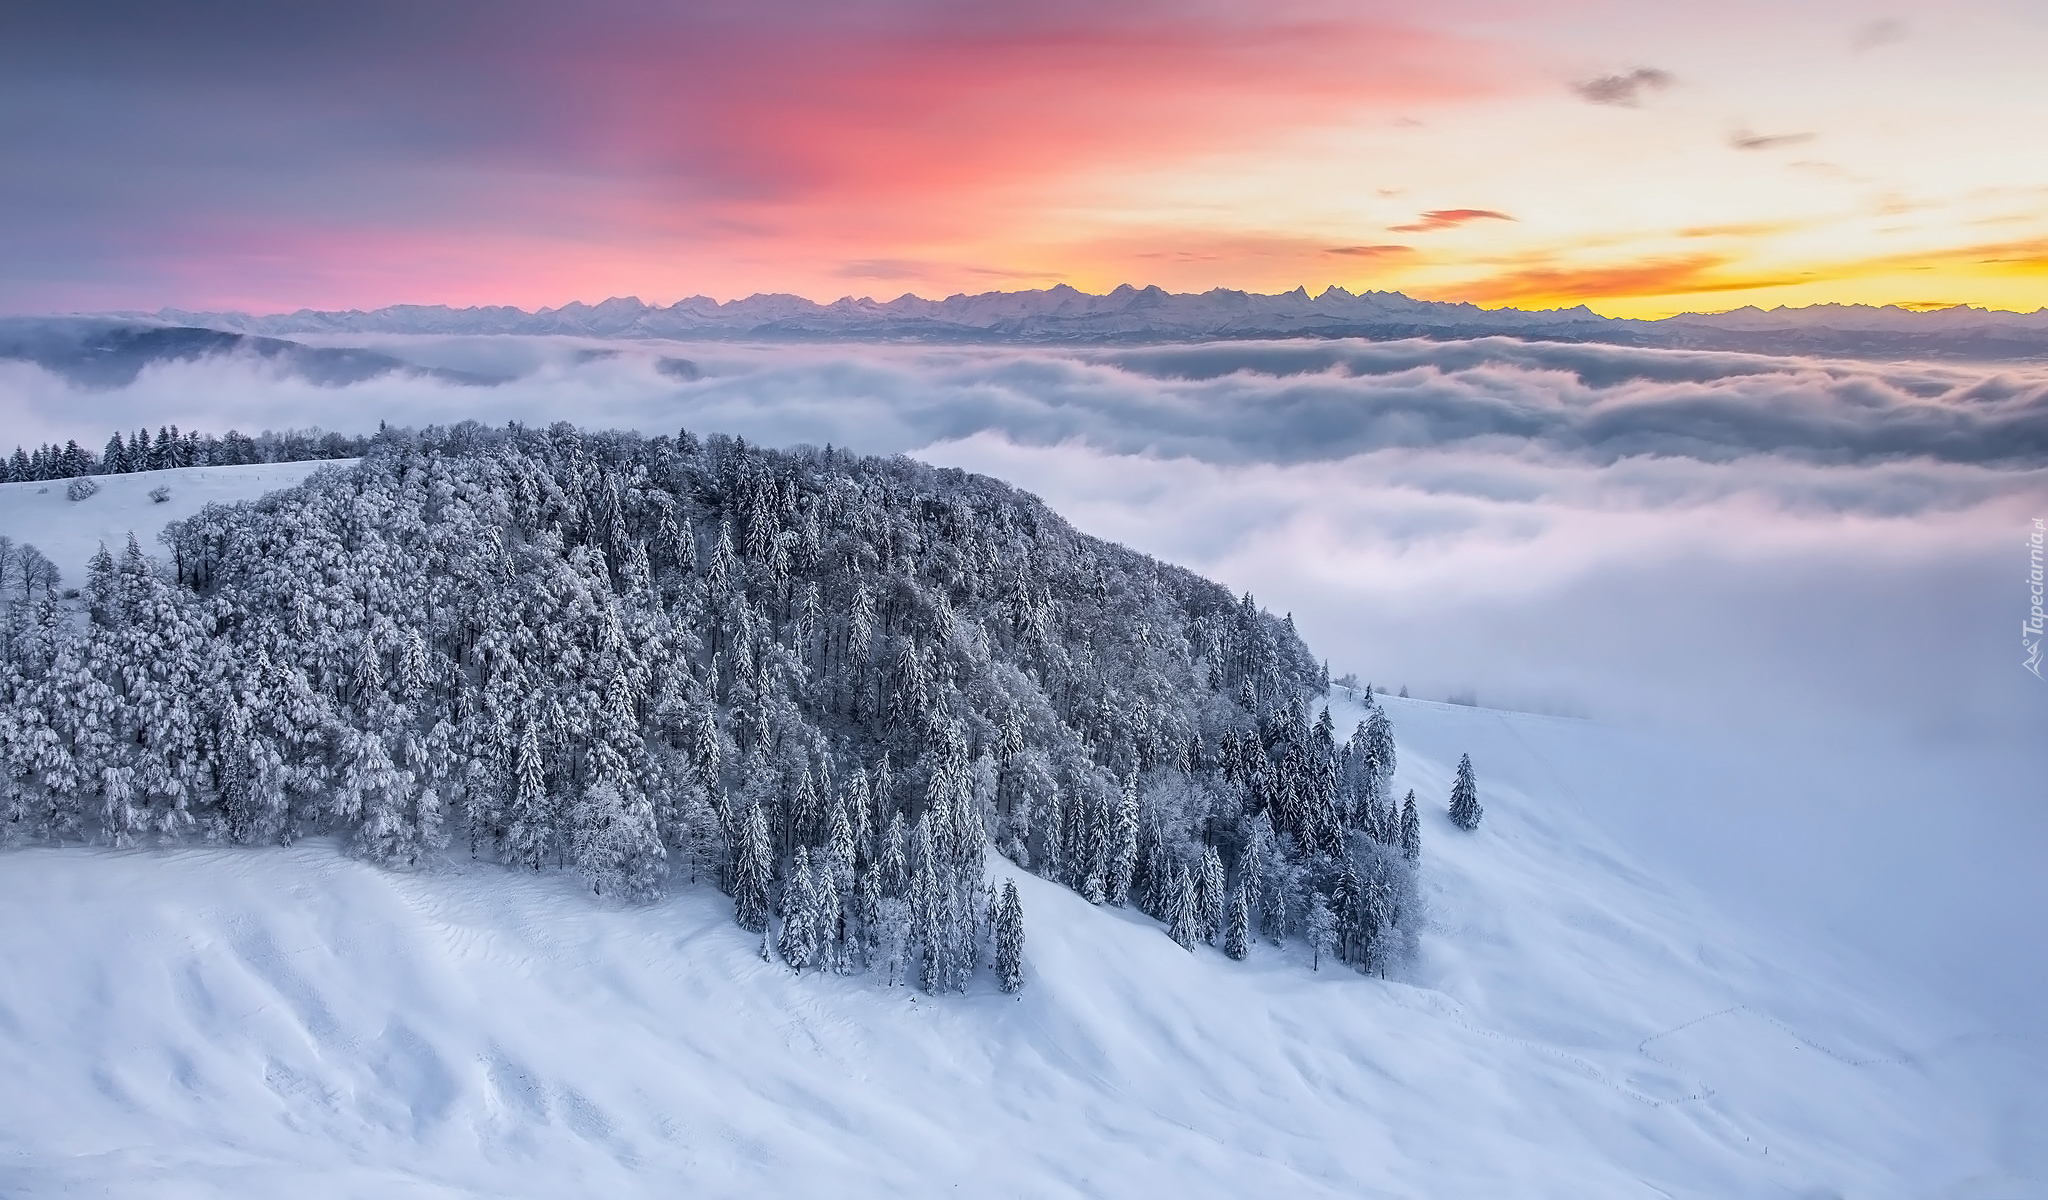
0, 422, 1426, 988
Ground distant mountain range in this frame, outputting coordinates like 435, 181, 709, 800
139, 285, 2048, 358
5, 287, 2045, 389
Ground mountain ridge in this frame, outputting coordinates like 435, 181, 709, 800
106, 285, 2048, 360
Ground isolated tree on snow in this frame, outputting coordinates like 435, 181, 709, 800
1448, 754, 1483, 831
995, 878, 1026, 994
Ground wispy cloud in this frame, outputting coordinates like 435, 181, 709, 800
1323, 244, 1414, 258
1389, 209, 1514, 234
1853, 19, 1907, 51
1731, 129, 1817, 150
1570, 67, 1673, 107
1432, 253, 1805, 304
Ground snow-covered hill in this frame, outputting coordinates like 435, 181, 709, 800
0, 465, 2039, 1199
0, 692, 2036, 1199
0, 461, 340, 586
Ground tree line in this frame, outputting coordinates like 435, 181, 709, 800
1, 425, 372, 484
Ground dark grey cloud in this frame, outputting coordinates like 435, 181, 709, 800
1731, 129, 1817, 150
7, 333, 2044, 486
1079, 339, 2048, 469
1571, 67, 1673, 107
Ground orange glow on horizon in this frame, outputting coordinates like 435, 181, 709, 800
13, 0, 2044, 319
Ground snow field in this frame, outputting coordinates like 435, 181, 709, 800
0, 461, 340, 586
1, 692, 2039, 1198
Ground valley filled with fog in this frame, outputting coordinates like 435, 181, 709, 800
2, 330, 2043, 1195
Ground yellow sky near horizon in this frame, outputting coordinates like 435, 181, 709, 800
6, 0, 2046, 316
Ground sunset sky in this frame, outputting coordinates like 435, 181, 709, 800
5, 0, 2046, 317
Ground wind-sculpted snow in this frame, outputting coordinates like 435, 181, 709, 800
0, 695, 2039, 1198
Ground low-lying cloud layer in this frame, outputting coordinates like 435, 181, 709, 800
4, 334, 2043, 1027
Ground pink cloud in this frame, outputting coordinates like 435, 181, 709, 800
1389, 209, 1515, 234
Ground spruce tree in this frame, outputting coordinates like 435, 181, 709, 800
880, 811, 909, 897
855, 869, 883, 971
1448, 754, 1482, 831
1306, 893, 1337, 971
504, 720, 552, 872
1224, 879, 1251, 961
814, 851, 843, 971
1400, 790, 1421, 863
1106, 777, 1139, 907
1365, 708, 1396, 792
84, 544, 117, 627
732, 801, 774, 932
1166, 861, 1199, 951
778, 847, 819, 970
1196, 846, 1226, 945
995, 879, 1026, 994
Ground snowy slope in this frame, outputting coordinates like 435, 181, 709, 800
0, 462, 340, 586
0, 468, 2040, 1198
0, 693, 2039, 1199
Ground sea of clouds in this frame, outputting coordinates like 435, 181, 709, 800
4, 333, 2044, 1027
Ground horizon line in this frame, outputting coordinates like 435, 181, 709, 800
36, 283, 2046, 324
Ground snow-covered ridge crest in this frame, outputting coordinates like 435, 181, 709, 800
1, 422, 1424, 989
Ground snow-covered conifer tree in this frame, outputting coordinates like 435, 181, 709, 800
1224, 878, 1251, 961
880, 811, 909, 897
854, 868, 883, 972
504, 719, 552, 871
732, 801, 774, 932
778, 846, 819, 970
994, 878, 1026, 994
1195, 846, 1226, 945
1400, 791, 1421, 862
1306, 893, 1337, 971
1165, 861, 1199, 951
1106, 777, 1138, 907
1448, 754, 1482, 831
